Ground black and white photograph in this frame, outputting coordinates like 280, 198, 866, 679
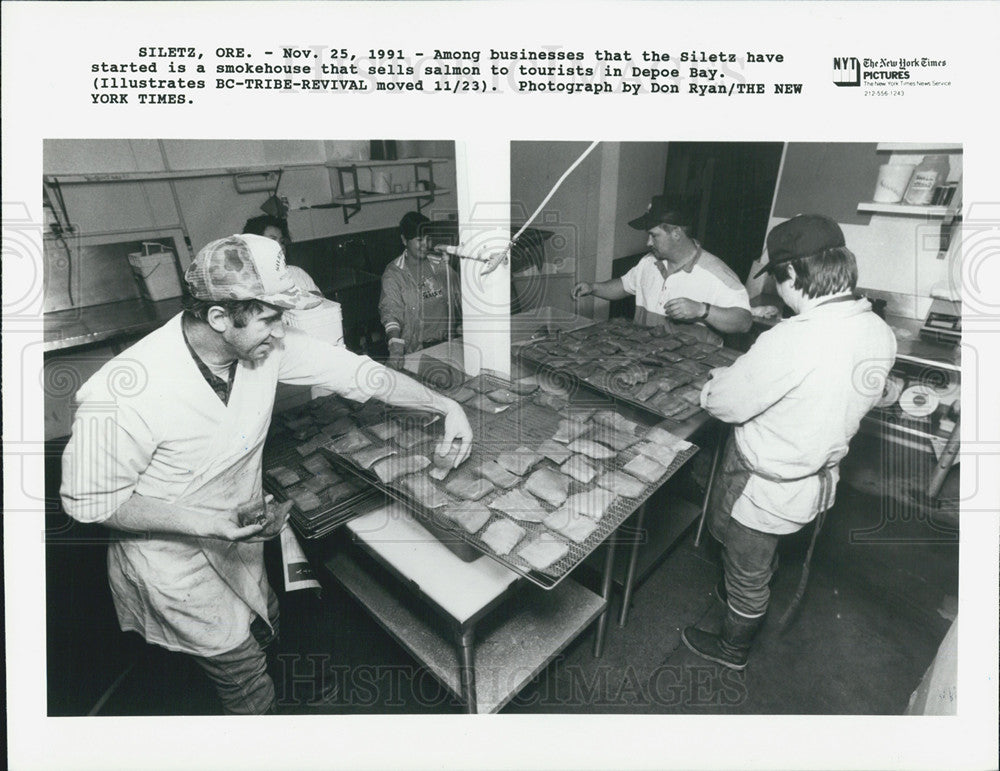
4, 3, 999, 770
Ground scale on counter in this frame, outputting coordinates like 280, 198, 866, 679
920, 298, 961, 345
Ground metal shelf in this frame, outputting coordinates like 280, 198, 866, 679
875, 143, 962, 153
856, 202, 951, 217
329, 158, 446, 223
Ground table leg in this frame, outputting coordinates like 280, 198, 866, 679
694, 426, 725, 547
618, 502, 648, 628
592, 534, 616, 658
457, 626, 477, 714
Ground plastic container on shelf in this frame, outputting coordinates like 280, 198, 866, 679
873, 163, 917, 203
128, 242, 183, 301
903, 155, 951, 206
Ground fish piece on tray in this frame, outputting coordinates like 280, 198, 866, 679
487, 388, 519, 405
321, 416, 355, 438
480, 518, 526, 555
560, 454, 598, 485
553, 419, 590, 444
566, 438, 616, 461
323, 480, 364, 505
538, 438, 573, 465
544, 508, 599, 544
674, 386, 704, 406
301, 453, 333, 476
488, 489, 549, 523
622, 454, 669, 485
595, 470, 647, 498
517, 533, 570, 572
564, 488, 617, 520
645, 425, 688, 449
592, 410, 639, 435
510, 377, 540, 395
302, 471, 340, 494
444, 472, 496, 501
633, 441, 680, 469
476, 460, 520, 489
266, 466, 300, 488
331, 429, 372, 454
395, 426, 430, 450
295, 434, 329, 456
441, 502, 492, 534
399, 474, 452, 509
465, 393, 511, 414
496, 447, 543, 477
534, 391, 569, 412
524, 467, 572, 508
368, 421, 400, 441
463, 374, 494, 393
589, 427, 640, 452
351, 444, 397, 469
287, 486, 322, 513
372, 454, 430, 484
633, 381, 663, 402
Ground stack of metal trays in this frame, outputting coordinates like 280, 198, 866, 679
516, 317, 741, 425
317, 370, 699, 590
263, 396, 388, 540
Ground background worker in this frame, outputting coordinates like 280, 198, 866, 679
380, 211, 462, 370
243, 213, 323, 298
682, 214, 896, 670
61, 233, 473, 714
572, 196, 751, 343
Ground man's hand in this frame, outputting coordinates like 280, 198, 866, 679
664, 297, 708, 322
202, 508, 266, 541
387, 339, 406, 370
437, 401, 474, 467
571, 282, 593, 300
257, 499, 293, 540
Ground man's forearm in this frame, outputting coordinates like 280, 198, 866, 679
104, 493, 211, 537
378, 367, 459, 416
590, 278, 630, 302
706, 305, 752, 334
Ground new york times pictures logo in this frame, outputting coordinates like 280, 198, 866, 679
833, 56, 861, 87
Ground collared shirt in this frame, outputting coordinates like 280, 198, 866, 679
620, 243, 750, 328
700, 297, 897, 534
182, 319, 237, 405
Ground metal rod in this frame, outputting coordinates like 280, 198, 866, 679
695, 426, 726, 547
618, 502, 648, 627
457, 626, 477, 714
592, 535, 616, 658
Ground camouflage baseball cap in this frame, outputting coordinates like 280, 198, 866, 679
185, 234, 321, 310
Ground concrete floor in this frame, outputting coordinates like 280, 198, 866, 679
47, 433, 958, 716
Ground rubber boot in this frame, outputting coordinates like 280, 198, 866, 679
681, 607, 764, 671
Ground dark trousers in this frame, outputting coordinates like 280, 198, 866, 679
707, 437, 780, 619
191, 587, 280, 715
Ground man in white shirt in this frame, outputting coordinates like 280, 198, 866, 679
61, 233, 473, 713
572, 196, 751, 342
681, 214, 896, 670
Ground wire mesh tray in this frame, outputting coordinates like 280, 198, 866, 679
319, 393, 699, 590
516, 321, 740, 425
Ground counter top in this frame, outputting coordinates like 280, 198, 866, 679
44, 297, 184, 352
749, 296, 959, 372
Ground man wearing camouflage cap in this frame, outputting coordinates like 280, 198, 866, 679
61, 233, 473, 714
682, 214, 896, 670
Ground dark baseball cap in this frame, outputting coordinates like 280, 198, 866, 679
628, 195, 693, 231
754, 214, 846, 278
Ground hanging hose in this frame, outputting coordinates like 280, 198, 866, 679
454, 141, 601, 275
